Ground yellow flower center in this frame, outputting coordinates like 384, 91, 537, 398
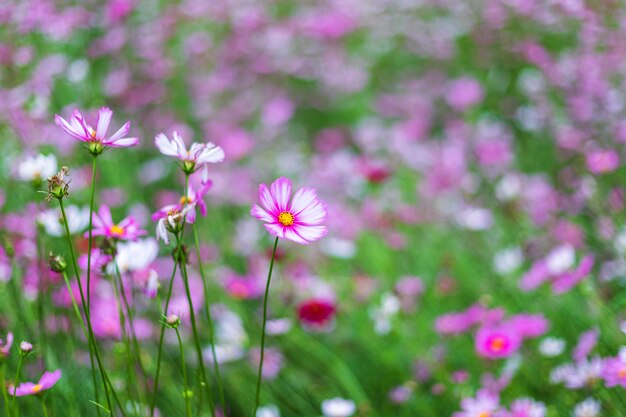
109, 224, 124, 236
478, 412, 490, 417
489, 336, 506, 352
619, 368, 626, 379
88, 127, 97, 139
31, 384, 43, 394
278, 211, 294, 226
180, 195, 193, 205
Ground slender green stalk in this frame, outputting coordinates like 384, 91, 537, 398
113, 263, 149, 403
176, 233, 216, 417
253, 237, 279, 417
58, 198, 113, 416
174, 327, 193, 417
192, 224, 226, 409
35, 225, 47, 365
11, 355, 24, 416
1, 363, 11, 417
149, 262, 179, 417
86, 155, 98, 307
42, 398, 49, 417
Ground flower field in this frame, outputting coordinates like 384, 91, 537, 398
1, 1, 626, 416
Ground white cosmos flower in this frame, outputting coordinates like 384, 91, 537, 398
17, 154, 57, 182
573, 397, 600, 417
321, 398, 356, 417
112, 238, 158, 274
38, 206, 90, 237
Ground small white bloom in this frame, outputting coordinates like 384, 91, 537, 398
539, 337, 566, 357
456, 206, 493, 231
493, 247, 524, 275
546, 245, 575, 275
573, 397, 600, 417
256, 405, 280, 417
17, 154, 57, 182
321, 397, 356, 417
112, 238, 159, 273
38, 206, 90, 237
321, 238, 357, 260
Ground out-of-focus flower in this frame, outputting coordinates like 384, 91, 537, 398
88, 205, 146, 241
113, 238, 158, 273
154, 131, 224, 177
321, 397, 356, 417
8, 370, 62, 396
453, 390, 500, 417
249, 347, 283, 380
573, 329, 599, 362
601, 355, 626, 388
551, 357, 604, 389
297, 298, 336, 332
256, 404, 280, 417
539, 337, 566, 357
251, 177, 328, 245
573, 397, 600, 417
38, 206, 90, 236
55, 107, 138, 154
586, 150, 619, 174
446, 78, 484, 111
17, 154, 57, 185
0, 332, 13, 359
506, 398, 546, 417
475, 326, 522, 359
152, 181, 212, 226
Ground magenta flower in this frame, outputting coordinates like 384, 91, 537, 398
87, 205, 147, 241
154, 131, 225, 176
251, 177, 328, 245
0, 332, 13, 358
586, 150, 619, 174
9, 370, 61, 396
55, 107, 138, 154
475, 325, 522, 359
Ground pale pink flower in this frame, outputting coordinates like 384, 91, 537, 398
154, 131, 224, 177
55, 107, 138, 152
251, 177, 328, 245
9, 370, 61, 396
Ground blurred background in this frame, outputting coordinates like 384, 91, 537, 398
2, 0, 626, 416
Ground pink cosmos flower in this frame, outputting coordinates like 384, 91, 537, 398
87, 205, 147, 241
9, 370, 61, 396
586, 150, 619, 174
152, 180, 212, 226
572, 328, 598, 362
0, 332, 13, 358
602, 356, 626, 388
250, 177, 328, 245
453, 390, 501, 417
55, 107, 138, 152
475, 325, 522, 359
504, 398, 546, 417
154, 131, 224, 177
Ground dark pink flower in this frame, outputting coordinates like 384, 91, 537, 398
475, 326, 522, 359
251, 177, 328, 245
297, 298, 336, 331
9, 370, 61, 396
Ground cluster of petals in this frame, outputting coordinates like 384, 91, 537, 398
55, 107, 138, 148
251, 177, 328, 245
89, 205, 147, 241
9, 370, 62, 397
155, 131, 224, 178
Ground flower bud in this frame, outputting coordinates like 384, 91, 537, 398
46, 167, 70, 202
19, 341, 33, 356
164, 314, 180, 328
48, 253, 67, 273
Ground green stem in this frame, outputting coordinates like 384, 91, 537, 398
11, 356, 23, 417
86, 155, 98, 307
113, 263, 149, 405
42, 398, 49, 417
175, 328, 193, 417
149, 262, 179, 417
176, 233, 216, 417
253, 237, 279, 417
58, 198, 112, 416
192, 224, 226, 409
35, 224, 47, 365
1, 363, 11, 417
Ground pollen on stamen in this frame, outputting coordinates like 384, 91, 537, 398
110, 224, 124, 236
179, 195, 193, 205
31, 384, 43, 394
278, 211, 294, 226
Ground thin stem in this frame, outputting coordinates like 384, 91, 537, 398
11, 355, 23, 417
175, 328, 193, 417
192, 224, 226, 409
1, 363, 11, 417
42, 398, 49, 417
253, 237, 279, 417
177, 233, 216, 417
149, 262, 179, 417
86, 155, 98, 307
113, 262, 149, 404
58, 198, 113, 416
35, 224, 47, 366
